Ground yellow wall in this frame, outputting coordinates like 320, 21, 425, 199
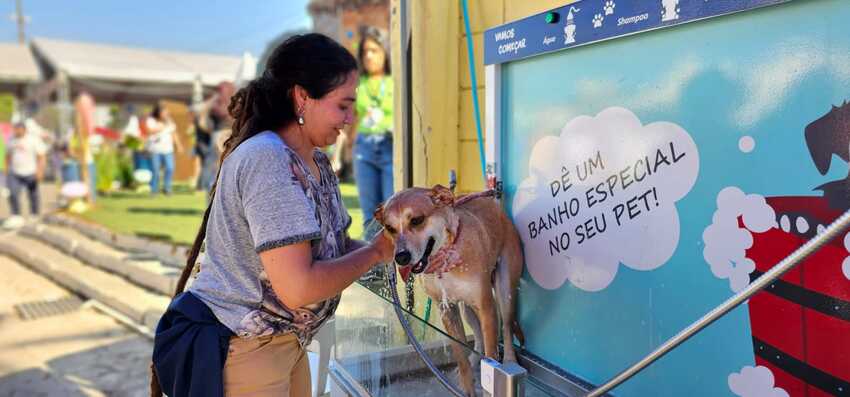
392, 0, 570, 193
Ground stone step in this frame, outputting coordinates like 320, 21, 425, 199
0, 232, 170, 330
19, 222, 180, 296
44, 213, 190, 269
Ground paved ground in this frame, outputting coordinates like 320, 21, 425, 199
0, 254, 152, 397
0, 181, 60, 222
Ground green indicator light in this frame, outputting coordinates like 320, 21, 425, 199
545, 12, 560, 24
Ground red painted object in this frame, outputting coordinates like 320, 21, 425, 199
94, 126, 121, 141
745, 196, 850, 396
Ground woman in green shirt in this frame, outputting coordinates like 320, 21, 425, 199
352, 27, 394, 240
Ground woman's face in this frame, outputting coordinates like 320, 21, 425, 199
362, 38, 386, 76
302, 70, 358, 148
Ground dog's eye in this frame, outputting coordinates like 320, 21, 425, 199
410, 216, 425, 227
384, 225, 397, 235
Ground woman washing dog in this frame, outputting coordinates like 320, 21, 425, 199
150, 34, 393, 397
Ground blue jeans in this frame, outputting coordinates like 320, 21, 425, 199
150, 152, 175, 194
197, 151, 218, 193
7, 173, 39, 215
353, 133, 393, 239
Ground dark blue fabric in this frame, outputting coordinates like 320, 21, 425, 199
153, 291, 234, 397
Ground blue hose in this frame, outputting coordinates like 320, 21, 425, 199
388, 263, 467, 397
462, 0, 488, 183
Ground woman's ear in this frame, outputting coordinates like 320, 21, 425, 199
291, 85, 309, 113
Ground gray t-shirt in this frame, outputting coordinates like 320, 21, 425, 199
189, 131, 352, 345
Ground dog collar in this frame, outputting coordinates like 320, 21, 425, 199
423, 189, 496, 277
424, 240, 463, 277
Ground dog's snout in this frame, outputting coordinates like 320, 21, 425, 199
395, 250, 412, 266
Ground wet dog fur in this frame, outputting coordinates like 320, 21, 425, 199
375, 185, 525, 396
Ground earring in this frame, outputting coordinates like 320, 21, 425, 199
297, 114, 305, 125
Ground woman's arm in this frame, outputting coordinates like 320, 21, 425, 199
170, 124, 183, 153
259, 233, 392, 309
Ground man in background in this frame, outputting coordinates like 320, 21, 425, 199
4, 122, 47, 228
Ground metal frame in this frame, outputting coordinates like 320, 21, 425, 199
515, 348, 602, 397
329, 363, 372, 397
485, 63, 502, 189
482, 357, 528, 397
399, 0, 414, 189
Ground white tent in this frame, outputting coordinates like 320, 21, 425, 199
30, 37, 255, 103
0, 42, 40, 97
233, 51, 258, 89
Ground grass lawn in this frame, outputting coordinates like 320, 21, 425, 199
74, 183, 364, 246
75, 183, 440, 330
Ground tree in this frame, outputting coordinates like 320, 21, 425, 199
0, 94, 15, 123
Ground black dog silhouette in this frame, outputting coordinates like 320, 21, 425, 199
805, 101, 850, 210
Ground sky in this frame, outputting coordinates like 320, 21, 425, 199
0, 0, 312, 57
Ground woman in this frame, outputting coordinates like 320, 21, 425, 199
151, 34, 393, 397
189, 94, 221, 195
352, 27, 394, 239
146, 105, 182, 195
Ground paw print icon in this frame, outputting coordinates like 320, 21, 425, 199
592, 13, 604, 28
604, 0, 615, 16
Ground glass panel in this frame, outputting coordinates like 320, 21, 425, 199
332, 282, 487, 396
357, 267, 442, 332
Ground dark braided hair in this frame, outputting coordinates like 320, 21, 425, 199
150, 33, 357, 397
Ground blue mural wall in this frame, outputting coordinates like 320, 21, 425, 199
497, 1, 850, 395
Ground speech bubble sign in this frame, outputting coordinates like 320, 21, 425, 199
512, 107, 699, 291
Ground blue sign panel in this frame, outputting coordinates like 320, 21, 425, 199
484, 0, 791, 65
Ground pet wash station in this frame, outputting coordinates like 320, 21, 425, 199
317, 1, 850, 396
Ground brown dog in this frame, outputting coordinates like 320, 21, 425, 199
375, 185, 525, 396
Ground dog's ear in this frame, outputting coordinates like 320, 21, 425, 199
374, 203, 385, 225
428, 184, 455, 207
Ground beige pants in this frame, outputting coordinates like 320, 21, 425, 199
223, 333, 311, 397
